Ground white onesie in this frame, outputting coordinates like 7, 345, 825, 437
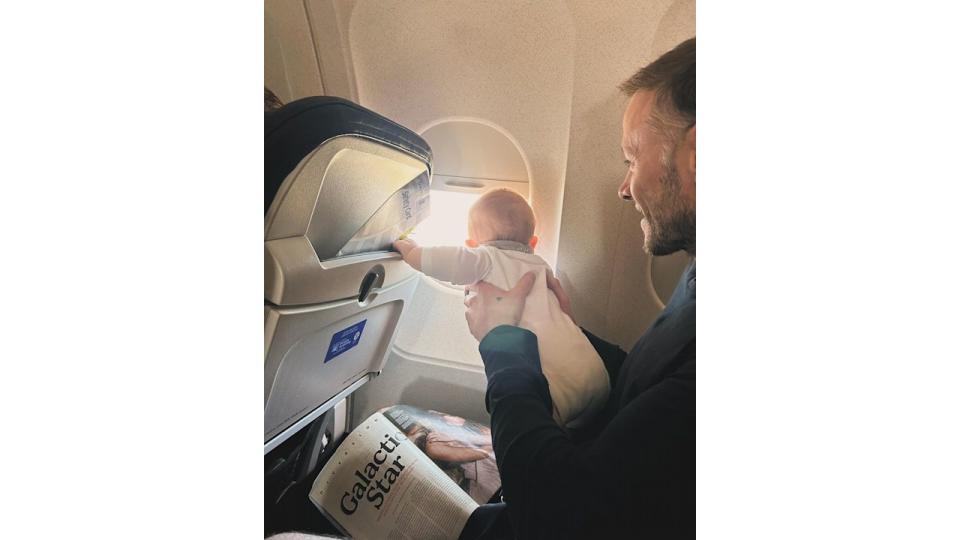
420, 241, 610, 427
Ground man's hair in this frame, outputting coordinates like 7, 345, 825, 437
265, 87, 284, 112
469, 188, 536, 243
620, 37, 695, 141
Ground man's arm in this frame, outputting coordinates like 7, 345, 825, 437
464, 277, 694, 536
479, 326, 695, 538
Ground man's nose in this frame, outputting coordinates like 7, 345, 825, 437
618, 175, 632, 200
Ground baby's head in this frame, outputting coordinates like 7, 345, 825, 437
466, 188, 538, 249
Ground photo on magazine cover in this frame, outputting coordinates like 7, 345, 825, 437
380, 405, 500, 505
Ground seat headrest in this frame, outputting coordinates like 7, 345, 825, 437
264, 96, 432, 214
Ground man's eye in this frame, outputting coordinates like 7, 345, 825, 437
624, 160, 631, 167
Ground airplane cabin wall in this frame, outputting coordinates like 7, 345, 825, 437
264, 0, 695, 426
556, 0, 695, 348
264, 0, 326, 103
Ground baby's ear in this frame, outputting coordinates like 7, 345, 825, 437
528, 235, 538, 249
465, 239, 479, 248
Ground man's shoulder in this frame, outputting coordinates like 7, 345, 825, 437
672, 343, 695, 379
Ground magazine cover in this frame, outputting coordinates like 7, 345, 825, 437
309, 412, 478, 540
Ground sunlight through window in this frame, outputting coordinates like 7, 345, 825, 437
409, 190, 480, 247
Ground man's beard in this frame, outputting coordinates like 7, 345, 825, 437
643, 160, 696, 256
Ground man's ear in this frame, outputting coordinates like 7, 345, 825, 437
465, 239, 479, 248
686, 124, 696, 176
528, 235, 538, 249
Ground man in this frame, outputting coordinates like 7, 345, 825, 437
459, 37, 696, 539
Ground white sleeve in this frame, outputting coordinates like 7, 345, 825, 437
419, 246, 494, 285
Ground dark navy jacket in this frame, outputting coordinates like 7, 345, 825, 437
461, 262, 696, 539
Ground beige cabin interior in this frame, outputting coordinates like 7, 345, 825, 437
265, 0, 694, 437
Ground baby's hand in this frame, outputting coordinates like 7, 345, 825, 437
393, 238, 422, 270
393, 237, 418, 257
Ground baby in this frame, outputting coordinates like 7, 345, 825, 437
393, 188, 610, 428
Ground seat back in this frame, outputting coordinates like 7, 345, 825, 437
264, 97, 431, 452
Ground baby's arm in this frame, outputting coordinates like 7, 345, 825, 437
394, 242, 493, 285
421, 246, 494, 285
393, 238, 423, 271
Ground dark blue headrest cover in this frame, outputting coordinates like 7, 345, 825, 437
264, 96, 432, 214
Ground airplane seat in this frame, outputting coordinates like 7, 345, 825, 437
265, 96, 432, 215
264, 96, 432, 455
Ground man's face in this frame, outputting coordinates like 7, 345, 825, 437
618, 90, 696, 255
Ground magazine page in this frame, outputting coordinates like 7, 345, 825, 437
309, 412, 477, 540
380, 405, 500, 505
335, 172, 431, 257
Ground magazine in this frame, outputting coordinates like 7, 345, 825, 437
309, 405, 500, 540
335, 172, 431, 257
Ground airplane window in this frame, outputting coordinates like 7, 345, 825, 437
410, 189, 479, 248
408, 189, 481, 290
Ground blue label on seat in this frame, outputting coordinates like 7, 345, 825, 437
324, 320, 367, 363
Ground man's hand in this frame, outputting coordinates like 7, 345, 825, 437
546, 271, 576, 325
464, 272, 537, 341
